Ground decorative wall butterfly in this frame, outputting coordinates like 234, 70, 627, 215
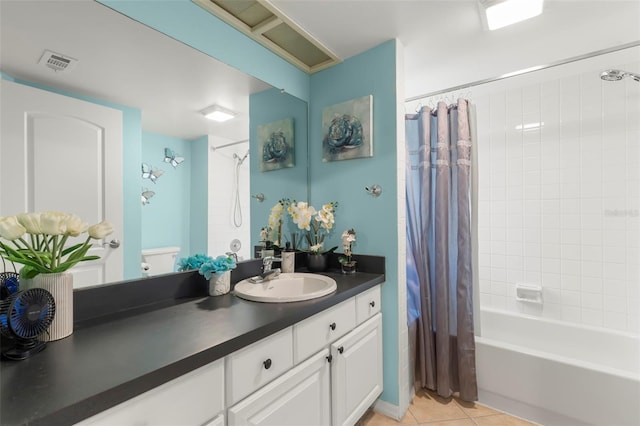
141, 163, 164, 183
141, 188, 155, 206
163, 147, 185, 168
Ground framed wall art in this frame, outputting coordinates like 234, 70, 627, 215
322, 95, 373, 162
257, 117, 295, 172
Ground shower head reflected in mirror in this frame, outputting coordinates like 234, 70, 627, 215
600, 69, 640, 82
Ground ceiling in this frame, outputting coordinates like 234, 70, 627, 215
1, 0, 638, 140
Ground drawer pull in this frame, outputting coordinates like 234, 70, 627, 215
329, 322, 336, 331
338, 346, 344, 354
263, 359, 272, 370
369, 301, 376, 307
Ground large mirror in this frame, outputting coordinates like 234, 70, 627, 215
0, 0, 308, 287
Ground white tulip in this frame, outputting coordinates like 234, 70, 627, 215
17, 212, 43, 234
40, 211, 67, 235
64, 214, 89, 237
88, 221, 113, 239
0, 216, 26, 240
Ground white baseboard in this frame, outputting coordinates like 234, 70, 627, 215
373, 399, 403, 421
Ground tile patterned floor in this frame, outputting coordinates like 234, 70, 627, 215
357, 389, 538, 426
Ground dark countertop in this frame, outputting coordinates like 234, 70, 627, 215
0, 264, 384, 426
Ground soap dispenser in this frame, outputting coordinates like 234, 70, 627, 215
282, 242, 295, 273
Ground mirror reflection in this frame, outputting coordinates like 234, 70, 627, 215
0, 0, 308, 287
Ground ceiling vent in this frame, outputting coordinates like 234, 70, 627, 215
192, 0, 340, 73
38, 50, 78, 72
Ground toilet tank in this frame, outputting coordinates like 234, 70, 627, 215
141, 246, 181, 276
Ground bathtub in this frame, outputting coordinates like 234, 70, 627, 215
475, 308, 640, 426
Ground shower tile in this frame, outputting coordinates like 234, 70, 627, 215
541, 183, 560, 199
544, 287, 562, 303
604, 311, 628, 331
603, 245, 626, 264
524, 271, 541, 283
523, 215, 541, 230
562, 306, 581, 322
627, 313, 639, 333
560, 214, 580, 229
561, 276, 580, 292
524, 256, 541, 272
582, 292, 603, 309
561, 259, 580, 276
604, 279, 627, 297
490, 294, 508, 310
542, 228, 561, 244
507, 269, 524, 283
542, 258, 561, 274
490, 227, 506, 242
604, 295, 627, 313
542, 243, 561, 259
492, 268, 507, 282
560, 183, 580, 199
581, 229, 602, 246
490, 255, 506, 269
604, 262, 626, 281
603, 229, 626, 246
581, 214, 603, 230
542, 302, 562, 320
582, 276, 603, 294
523, 185, 541, 200
524, 243, 541, 258
561, 244, 581, 261
582, 261, 603, 278
581, 308, 603, 327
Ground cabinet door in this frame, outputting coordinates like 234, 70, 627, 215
331, 313, 383, 426
228, 349, 331, 426
76, 358, 224, 426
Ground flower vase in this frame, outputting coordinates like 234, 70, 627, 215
209, 271, 231, 296
341, 261, 357, 275
22, 271, 73, 341
307, 253, 328, 272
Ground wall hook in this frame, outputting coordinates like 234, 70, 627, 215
365, 185, 382, 197
252, 193, 265, 202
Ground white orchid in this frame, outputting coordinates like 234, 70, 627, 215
286, 200, 338, 254
0, 211, 113, 278
340, 228, 356, 264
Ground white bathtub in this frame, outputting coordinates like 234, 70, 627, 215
476, 308, 640, 426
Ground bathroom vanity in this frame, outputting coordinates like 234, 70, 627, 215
0, 258, 385, 426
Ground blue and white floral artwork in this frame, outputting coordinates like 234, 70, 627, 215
322, 95, 373, 162
258, 117, 295, 172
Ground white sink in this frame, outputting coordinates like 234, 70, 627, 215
234, 273, 337, 303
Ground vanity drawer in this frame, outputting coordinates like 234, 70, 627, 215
355, 285, 381, 324
76, 358, 224, 426
226, 326, 293, 406
293, 298, 356, 363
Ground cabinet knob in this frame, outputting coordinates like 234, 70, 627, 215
329, 322, 336, 331
338, 346, 344, 354
326, 354, 333, 363
263, 358, 272, 370
369, 301, 375, 307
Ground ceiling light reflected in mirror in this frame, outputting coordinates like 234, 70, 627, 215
202, 104, 237, 122
480, 0, 544, 31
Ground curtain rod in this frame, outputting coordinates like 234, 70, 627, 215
211, 139, 249, 151
405, 41, 640, 103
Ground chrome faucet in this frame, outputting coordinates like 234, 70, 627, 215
226, 252, 238, 263
262, 256, 282, 272
249, 256, 282, 283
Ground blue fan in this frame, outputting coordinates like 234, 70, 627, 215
0, 288, 56, 360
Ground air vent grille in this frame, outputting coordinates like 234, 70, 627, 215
38, 50, 78, 72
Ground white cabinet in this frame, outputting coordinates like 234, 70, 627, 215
76, 358, 224, 426
331, 313, 383, 426
228, 349, 331, 426
226, 327, 293, 405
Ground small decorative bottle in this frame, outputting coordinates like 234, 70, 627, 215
282, 242, 295, 273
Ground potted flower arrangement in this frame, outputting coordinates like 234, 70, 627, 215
178, 253, 237, 296
287, 200, 338, 272
339, 228, 357, 274
0, 211, 113, 340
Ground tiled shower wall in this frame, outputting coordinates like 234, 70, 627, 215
473, 47, 639, 333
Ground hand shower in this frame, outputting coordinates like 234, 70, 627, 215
600, 69, 640, 82
233, 149, 250, 227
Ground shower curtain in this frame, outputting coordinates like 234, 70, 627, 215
405, 99, 478, 401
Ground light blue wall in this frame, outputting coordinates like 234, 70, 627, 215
189, 135, 209, 255
141, 132, 191, 263
2, 74, 143, 281
249, 88, 308, 250
98, 0, 310, 102
309, 40, 400, 405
